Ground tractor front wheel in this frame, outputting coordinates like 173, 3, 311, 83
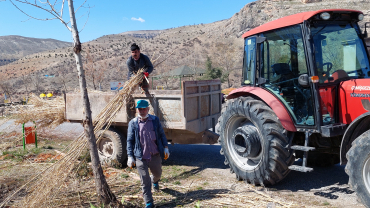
346, 129, 370, 207
217, 97, 294, 185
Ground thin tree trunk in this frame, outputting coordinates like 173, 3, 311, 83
67, 0, 117, 205
92, 75, 97, 90
62, 79, 68, 93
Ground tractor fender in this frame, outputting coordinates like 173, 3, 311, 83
340, 112, 370, 165
226, 86, 296, 132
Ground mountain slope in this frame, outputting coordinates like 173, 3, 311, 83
0, 0, 370, 96
0, 35, 70, 66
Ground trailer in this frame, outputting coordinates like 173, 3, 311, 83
65, 79, 222, 164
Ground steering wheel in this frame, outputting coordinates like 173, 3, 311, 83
322, 62, 333, 76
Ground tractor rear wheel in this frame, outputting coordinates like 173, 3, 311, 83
96, 128, 127, 166
217, 96, 294, 185
346, 129, 370, 207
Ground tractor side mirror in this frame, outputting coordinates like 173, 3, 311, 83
298, 74, 310, 87
364, 22, 370, 38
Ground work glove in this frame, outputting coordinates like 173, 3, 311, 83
143, 72, 149, 78
127, 156, 135, 169
164, 148, 170, 160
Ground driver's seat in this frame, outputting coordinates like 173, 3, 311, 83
323, 70, 349, 83
271, 63, 292, 76
332, 70, 349, 81
271, 63, 295, 92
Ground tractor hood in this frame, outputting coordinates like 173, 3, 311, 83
338, 79, 370, 124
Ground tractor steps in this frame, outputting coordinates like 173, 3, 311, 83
290, 145, 315, 152
289, 131, 314, 173
288, 165, 313, 172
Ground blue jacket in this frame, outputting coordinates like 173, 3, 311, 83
126, 53, 154, 80
127, 114, 168, 160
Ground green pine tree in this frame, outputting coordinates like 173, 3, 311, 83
201, 56, 223, 80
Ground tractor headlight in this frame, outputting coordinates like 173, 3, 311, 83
320, 12, 331, 20
359, 14, 364, 21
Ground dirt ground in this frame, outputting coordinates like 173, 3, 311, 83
0, 121, 366, 207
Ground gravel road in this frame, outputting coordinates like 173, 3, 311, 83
165, 143, 365, 207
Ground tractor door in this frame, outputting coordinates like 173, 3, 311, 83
242, 37, 256, 85
257, 25, 316, 126
310, 22, 370, 125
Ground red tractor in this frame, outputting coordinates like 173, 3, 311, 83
217, 9, 370, 206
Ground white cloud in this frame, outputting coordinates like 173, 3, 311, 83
131, 17, 145, 23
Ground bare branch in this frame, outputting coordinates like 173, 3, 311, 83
77, 8, 90, 33
21, 17, 33, 22
9, 0, 55, 21
74, 0, 87, 13
60, 0, 65, 17
51, 0, 57, 7
10, 0, 72, 31
45, 0, 71, 30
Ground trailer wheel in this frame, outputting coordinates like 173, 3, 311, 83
97, 128, 127, 166
217, 96, 294, 185
346, 129, 370, 207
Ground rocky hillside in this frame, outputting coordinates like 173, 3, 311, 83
119, 30, 162, 39
0, 36, 70, 66
1, 0, 370, 99
212, 0, 370, 38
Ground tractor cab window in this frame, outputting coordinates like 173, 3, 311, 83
311, 23, 370, 83
243, 37, 256, 85
312, 23, 370, 125
260, 25, 315, 126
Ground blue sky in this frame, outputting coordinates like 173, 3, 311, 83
0, 0, 254, 43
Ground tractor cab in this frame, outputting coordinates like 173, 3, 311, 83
242, 9, 369, 132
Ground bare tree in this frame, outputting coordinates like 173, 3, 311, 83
95, 54, 113, 90
30, 73, 43, 93
21, 74, 31, 97
212, 40, 243, 87
8, 0, 117, 205
157, 63, 172, 89
56, 66, 69, 92
84, 50, 115, 90
0, 79, 15, 103
84, 49, 99, 90
187, 52, 203, 81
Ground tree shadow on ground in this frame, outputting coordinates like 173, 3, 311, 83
268, 159, 355, 201
161, 167, 204, 181
157, 188, 230, 207
163, 143, 227, 169
164, 144, 354, 200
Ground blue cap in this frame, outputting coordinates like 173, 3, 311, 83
135, 100, 149, 108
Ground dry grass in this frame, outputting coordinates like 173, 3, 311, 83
0, 54, 166, 207
14, 94, 66, 129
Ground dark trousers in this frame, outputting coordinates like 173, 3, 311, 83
139, 78, 150, 93
136, 154, 162, 204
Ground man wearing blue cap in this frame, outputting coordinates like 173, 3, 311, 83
126, 99, 170, 208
